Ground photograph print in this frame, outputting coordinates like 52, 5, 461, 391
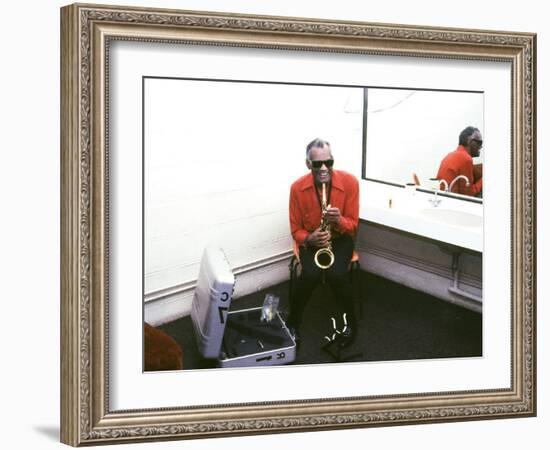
143, 77, 484, 371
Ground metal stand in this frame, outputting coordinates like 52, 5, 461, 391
321, 314, 363, 362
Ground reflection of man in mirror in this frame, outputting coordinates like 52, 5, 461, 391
287, 138, 359, 347
436, 126, 483, 197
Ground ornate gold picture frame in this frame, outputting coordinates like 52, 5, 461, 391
60, 3, 536, 446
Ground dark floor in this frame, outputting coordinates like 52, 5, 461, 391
158, 271, 482, 370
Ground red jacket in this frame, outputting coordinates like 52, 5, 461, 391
436, 145, 482, 196
289, 170, 359, 246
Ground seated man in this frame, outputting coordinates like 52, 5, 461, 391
436, 126, 483, 197
287, 138, 359, 345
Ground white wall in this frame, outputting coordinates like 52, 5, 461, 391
1, 1, 547, 450
144, 78, 363, 296
142, 77, 363, 324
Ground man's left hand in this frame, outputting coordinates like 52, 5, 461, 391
325, 206, 341, 225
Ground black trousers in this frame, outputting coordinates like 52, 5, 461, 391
288, 234, 356, 330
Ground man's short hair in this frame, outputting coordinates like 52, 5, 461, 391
458, 126, 480, 146
306, 138, 331, 159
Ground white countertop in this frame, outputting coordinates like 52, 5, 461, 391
359, 181, 483, 253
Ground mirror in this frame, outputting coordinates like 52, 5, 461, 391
362, 87, 484, 199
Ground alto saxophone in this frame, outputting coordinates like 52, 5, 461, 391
314, 183, 335, 270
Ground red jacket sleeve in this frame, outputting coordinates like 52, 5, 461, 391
469, 178, 482, 196
461, 157, 482, 196
289, 184, 309, 246
335, 175, 359, 236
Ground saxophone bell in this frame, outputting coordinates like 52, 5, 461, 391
314, 246, 335, 269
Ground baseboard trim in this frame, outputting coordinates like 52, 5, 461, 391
145, 249, 293, 303
360, 251, 482, 313
144, 250, 293, 325
357, 241, 482, 290
145, 240, 483, 325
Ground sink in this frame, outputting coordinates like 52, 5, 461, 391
419, 208, 483, 227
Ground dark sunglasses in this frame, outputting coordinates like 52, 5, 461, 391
310, 159, 334, 169
472, 138, 483, 146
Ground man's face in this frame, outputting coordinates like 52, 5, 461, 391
467, 130, 483, 158
307, 145, 334, 185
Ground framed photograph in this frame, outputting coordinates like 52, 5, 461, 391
60, 3, 536, 446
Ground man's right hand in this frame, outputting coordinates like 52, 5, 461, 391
306, 228, 331, 248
